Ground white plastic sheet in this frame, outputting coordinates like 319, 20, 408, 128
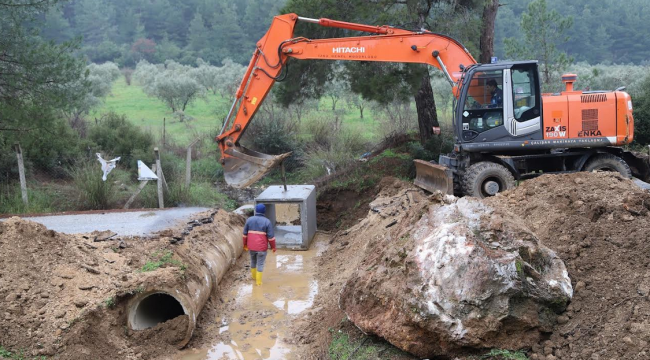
96, 153, 121, 181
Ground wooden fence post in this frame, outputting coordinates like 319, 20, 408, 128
155, 147, 164, 208
123, 164, 156, 209
14, 143, 28, 206
185, 139, 199, 187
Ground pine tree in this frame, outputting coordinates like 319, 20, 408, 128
504, 0, 573, 88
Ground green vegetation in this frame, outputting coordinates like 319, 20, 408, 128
103, 297, 116, 308
505, 0, 573, 89
328, 329, 412, 360
478, 349, 529, 360
140, 250, 185, 272
0, 346, 47, 360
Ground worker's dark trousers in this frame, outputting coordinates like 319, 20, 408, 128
250, 251, 268, 272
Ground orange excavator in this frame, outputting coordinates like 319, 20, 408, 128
216, 14, 650, 197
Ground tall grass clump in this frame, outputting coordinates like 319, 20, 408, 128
71, 162, 116, 210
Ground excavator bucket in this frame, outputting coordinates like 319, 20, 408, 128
223, 146, 292, 189
413, 160, 454, 195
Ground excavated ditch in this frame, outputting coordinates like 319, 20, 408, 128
2, 172, 649, 360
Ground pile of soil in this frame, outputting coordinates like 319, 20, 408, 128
296, 172, 650, 360
486, 172, 650, 360
292, 177, 423, 359
0, 209, 244, 360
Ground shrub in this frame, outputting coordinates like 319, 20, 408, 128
373, 101, 418, 139
88, 112, 154, 169
300, 128, 370, 180
71, 161, 115, 210
121, 68, 134, 85
633, 75, 650, 146
242, 93, 302, 170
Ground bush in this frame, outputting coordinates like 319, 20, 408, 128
88, 112, 154, 169
373, 101, 418, 139
71, 161, 116, 210
633, 75, 650, 146
300, 128, 369, 180
242, 94, 302, 170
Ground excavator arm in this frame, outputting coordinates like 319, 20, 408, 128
216, 13, 476, 188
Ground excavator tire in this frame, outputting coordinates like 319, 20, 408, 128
462, 162, 515, 198
583, 153, 632, 178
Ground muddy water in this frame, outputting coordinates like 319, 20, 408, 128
177, 233, 328, 360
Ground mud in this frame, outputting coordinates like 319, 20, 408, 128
486, 172, 650, 360
0, 209, 244, 360
176, 233, 329, 360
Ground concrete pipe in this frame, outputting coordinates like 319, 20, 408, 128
126, 210, 244, 348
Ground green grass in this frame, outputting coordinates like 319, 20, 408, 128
478, 349, 529, 360
93, 78, 228, 146
0, 346, 46, 360
140, 250, 185, 272
94, 78, 382, 146
328, 329, 411, 360
0, 184, 67, 214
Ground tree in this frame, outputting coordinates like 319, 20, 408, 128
65, 62, 121, 127
479, 0, 500, 63
504, 0, 573, 87
133, 60, 204, 118
75, 0, 116, 45
131, 38, 157, 63
188, 13, 209, 52
0, 0, 86, 133
280, 0, 484, 144
631, 74, 650, 145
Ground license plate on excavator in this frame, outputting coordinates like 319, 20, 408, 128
413, 160, 454, 195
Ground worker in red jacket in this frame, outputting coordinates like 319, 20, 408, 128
243, 204, 276, 285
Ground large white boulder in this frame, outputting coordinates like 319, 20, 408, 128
339, 193, 572, 358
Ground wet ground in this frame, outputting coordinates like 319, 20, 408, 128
12, 207, 209, 236
175, 232, 329, 360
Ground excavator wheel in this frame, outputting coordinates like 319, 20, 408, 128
583, 153, 632, 178
462, 162, 515, 198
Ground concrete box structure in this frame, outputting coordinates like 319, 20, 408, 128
255, 185, 317, 250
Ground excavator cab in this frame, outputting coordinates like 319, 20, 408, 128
415, 61, 543, 194
455, 61, 543, 145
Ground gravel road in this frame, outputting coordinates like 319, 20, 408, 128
16, 207, 210, 236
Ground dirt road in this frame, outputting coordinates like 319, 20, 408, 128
15, 207, 209, 236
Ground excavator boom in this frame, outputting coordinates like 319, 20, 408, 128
217, 13, 476, 188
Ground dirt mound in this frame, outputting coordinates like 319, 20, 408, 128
486, 172, 650, 360
291, 177, 424, 359
0, 209, 244, 359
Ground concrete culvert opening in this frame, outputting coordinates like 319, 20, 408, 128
130, 292, 186, 330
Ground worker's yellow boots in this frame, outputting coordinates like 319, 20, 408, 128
251, 268, 257, 280
256, 271, 263, 286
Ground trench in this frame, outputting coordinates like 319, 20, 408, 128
174, 232, 329, 360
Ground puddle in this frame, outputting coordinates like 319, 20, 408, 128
176, 233, 329, 360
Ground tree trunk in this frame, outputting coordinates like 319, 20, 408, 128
414, 71, 438, 144
479, 0, 500, 64
413, 0, 438, 144
359, 106, 364, 119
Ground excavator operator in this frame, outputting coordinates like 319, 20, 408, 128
486, 79, 503, 108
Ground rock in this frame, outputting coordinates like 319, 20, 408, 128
623, 336, 634, 345
73, 299, 88, 308
78, 283, 95, 290
339, 197, 573, 358
557, 315, 569, 324
54, 310, 66, 319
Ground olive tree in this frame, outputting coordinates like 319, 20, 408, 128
133, 60, 204, 120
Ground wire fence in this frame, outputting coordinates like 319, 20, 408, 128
0, 142, 229, 215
